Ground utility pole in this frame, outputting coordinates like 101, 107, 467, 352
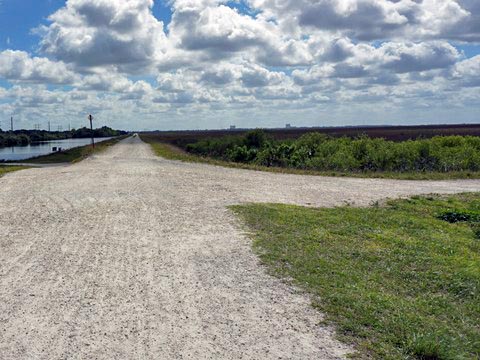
88, 114, 95, 149
10, 116, 13, 132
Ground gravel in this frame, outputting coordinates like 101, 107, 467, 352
0, 136, 478, 359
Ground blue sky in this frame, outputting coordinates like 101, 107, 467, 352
0, 0, 63, 51
0, 0, 479, 131
0, 0, 172, 50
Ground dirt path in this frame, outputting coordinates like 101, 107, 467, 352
1, 136, 478, 359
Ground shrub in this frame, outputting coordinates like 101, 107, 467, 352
438, 211, 480, 223
244, 129, 269, 149
227, 145, 257, 163
180, 132, 480, 175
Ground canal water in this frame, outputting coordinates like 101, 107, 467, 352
0, 137, 113, 161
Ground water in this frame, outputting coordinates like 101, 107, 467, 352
0, 137, 113, 161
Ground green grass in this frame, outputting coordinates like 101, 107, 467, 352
231, 194, 480, 359
141, 136, 480, 180
145, 140, 201, 162
22, 136, 127, 164
0, 166, 27, 177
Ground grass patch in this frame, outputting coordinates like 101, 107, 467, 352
140, 135, 480, 180
22, 136, 127, 164
231, 193, 480, 359
144, 140, 202, 163
0, 166, 27, 177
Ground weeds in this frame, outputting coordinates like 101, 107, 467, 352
0, 166, 27, 177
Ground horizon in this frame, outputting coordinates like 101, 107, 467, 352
3, 122, 480, 134
0, 0, 479, 130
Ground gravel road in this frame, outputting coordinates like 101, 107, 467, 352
1, 136, 478, 359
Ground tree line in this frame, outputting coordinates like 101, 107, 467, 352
0, 127, 127, 147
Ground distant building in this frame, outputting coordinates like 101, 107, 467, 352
230, 125, 236, 130
286, 123, 292, 128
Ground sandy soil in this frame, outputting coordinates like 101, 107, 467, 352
0, 136, 478, 359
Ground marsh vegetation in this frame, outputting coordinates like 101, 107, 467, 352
142, 130, 480, 179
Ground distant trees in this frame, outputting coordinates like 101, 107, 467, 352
0, 133, 30, 147
72, 126, 126, 138
0, 127, 127, 148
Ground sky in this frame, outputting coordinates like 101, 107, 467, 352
0, 0, 479, 131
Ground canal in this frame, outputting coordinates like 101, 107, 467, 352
0, 137, 113, 161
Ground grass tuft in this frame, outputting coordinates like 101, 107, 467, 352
405, 333, 451, 360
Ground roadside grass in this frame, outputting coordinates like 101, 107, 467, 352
231, 193, 480, 359
22, 136, 128, 164
0, 166, 28, 177
144, 140, 202, 163
140, 136, 480, 180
